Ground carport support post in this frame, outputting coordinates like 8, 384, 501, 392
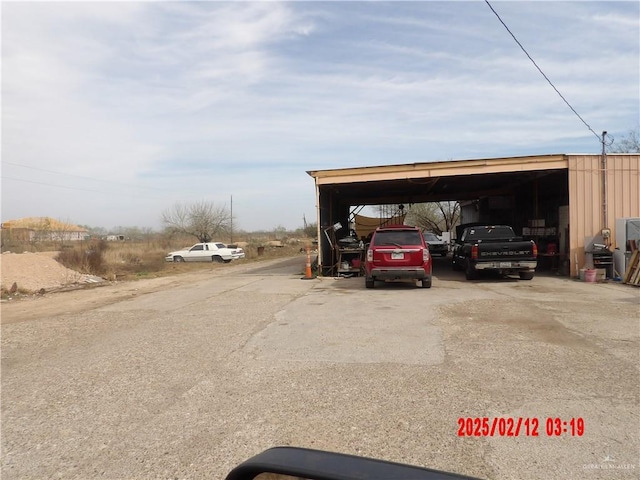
317, 187, 337, 275
601, 131, 608, 233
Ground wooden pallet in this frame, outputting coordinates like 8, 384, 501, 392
623, 250, 640, 286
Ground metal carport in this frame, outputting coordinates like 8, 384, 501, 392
308, 153, 640, 277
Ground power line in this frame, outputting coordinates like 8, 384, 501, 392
1, 161, 165, 192
1, 175, 161, 200
484, 0, 601, 142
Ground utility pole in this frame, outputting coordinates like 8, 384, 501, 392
230, 194, 233, 244
601, 131, 608, 231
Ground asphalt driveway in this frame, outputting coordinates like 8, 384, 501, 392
2, 255, 638, 479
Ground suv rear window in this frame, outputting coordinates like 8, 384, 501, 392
372, 230, 423, 246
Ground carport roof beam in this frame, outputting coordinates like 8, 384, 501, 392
307, 154, 569, 185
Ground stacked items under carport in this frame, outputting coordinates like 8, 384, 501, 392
623, 247, 640, 286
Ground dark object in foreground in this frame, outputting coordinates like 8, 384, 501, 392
225, 447, 482, 480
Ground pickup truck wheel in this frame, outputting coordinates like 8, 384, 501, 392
365, 277, 375, 289
519, 271, 535, 280
421, 278, 432, 288
173, 256, 184, 263
465, 262, 479, 280
212, 255, 224, 263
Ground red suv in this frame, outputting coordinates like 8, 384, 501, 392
364, 225, 432, 288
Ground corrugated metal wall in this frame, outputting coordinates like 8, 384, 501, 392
568, 154, 640, 276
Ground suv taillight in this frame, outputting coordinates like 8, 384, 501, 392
471, 244, 478, 260
367, 249, 373, 262
532, 241, 538, 257
423, 248, 430, 262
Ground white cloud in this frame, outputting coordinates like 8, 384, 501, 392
1, 1, 638, 230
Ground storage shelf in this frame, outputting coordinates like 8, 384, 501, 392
336, 247, 364, 276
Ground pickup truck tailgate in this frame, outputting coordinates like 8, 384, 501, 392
478, 241, 536, 259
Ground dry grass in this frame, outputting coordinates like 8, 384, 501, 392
100, 242, 169, 279
42, 238, 312, 281
56, 240, 109, 275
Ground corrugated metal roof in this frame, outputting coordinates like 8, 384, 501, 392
307, 154, 569, 183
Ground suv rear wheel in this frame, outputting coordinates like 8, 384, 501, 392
365, 277, 375, 289
421, 278, 432, 288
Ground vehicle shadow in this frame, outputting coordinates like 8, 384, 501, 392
432, 256, 521, 283
332, 277, 424, 291
434, 255, 565, 283
328, 254, 559, 290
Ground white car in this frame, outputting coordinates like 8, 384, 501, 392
165, 242, 244, 263
226, 244, 246, 260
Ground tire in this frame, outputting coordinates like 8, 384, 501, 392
212, 255, 224, 263
223, 259, 232, 264
465, 261, 479, 280
519, 271, 535, 280
421, 278, 432, 288
173, 256, 184, 263
365, 277, 375, 289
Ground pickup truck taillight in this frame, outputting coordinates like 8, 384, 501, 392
471, 244, 478, 260
367, 249, 373, 262
532, 242, 538, 257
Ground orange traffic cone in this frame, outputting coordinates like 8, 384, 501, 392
301, 245, 314, 280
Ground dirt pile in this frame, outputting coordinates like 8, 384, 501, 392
0, 252, 102, 293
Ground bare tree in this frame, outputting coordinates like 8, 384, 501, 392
272, 225, 288, 240
162, 201, 232, 243
32, 217, 52, 244
55, 218, 79, 248
406, 201, 460, 235
140, 227, 156, 245
437, 201, 461, 233
80, 225, 107, 237
302, 222, 318, 238
609, 127, 640, 153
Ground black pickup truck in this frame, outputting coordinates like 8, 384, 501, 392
452, 223, 537, 280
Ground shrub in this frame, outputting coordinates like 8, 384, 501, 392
55, 240, 107, 276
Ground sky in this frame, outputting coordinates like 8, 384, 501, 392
2, 1, 639, 232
